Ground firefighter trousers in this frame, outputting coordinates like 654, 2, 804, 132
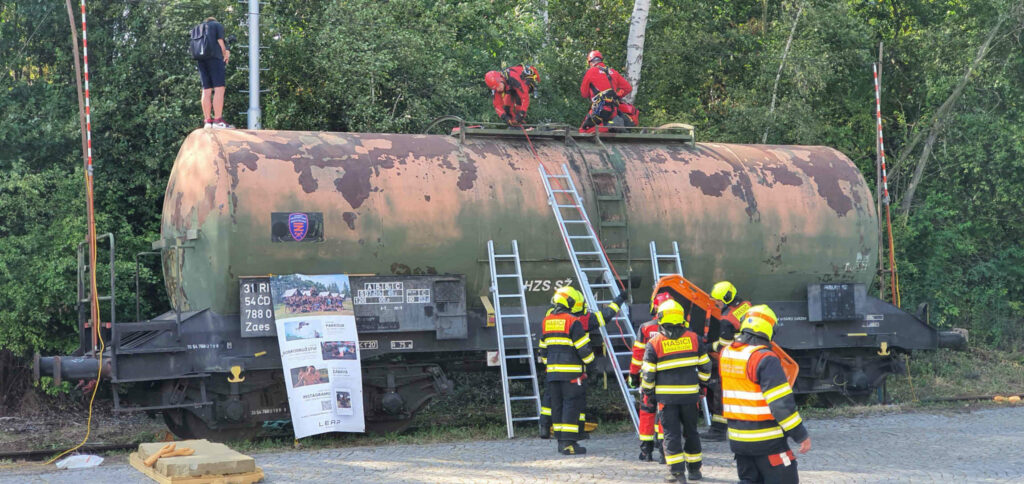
541, 386, 586, 436
707, 358, 727, 430
548, 378, 586, 442
638, 394, 662, 443
660, 402, 702, 473
736, 453, 799, 484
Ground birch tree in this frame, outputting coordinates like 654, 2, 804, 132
623, 0, 650, 104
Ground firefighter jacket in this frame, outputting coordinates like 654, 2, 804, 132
720, 336, 809, 456
640, 329, 712, 405
539, 308, 595, 382
491, 65, 532, 121
629, 319, 660, 375
579, 63, 632, 100
714, 299, 752, 351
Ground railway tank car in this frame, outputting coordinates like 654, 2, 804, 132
36, 126, 965, 439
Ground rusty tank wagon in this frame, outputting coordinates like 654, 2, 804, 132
37, 124, 965, 439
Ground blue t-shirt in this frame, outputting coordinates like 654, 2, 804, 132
205, 20, 225, 59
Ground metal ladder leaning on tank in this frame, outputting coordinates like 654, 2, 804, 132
538, 163, 640, 435
487, 240, 544, 439
649, 241, 684, 281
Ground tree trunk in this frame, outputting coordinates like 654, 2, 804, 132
623, 0, 651, 104
762, 4, 803, 144
540, 0, 549, 47
898, 13, 1007, 216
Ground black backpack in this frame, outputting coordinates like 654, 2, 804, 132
189, 22, 215, 60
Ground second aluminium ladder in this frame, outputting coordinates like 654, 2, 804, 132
649, 241, 684, 282
538, 163, 640, 434
487, 240, 543, 438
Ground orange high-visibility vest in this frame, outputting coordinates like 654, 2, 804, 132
720, 344, 774, 422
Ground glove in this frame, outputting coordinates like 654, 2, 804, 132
613, 291, 628, 307
499, 112, 513, 124
628, 373, 640, 388
515, 111, 526, 124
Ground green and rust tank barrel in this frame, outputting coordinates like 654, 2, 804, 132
159, 129, 877, 315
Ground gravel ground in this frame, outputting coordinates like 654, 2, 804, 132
3, 406, 1023, 483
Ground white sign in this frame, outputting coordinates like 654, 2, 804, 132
272, 274, 365, 438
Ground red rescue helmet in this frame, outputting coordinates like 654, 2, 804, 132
484, 70, 506, 91
587, 50, 603, 64
649, 291, 673, 316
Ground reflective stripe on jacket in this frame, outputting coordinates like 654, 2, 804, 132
720, 340, 809, 455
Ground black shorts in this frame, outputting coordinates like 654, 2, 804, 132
197, 58, 226, 89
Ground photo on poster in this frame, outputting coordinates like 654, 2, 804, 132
335, 390, 354, 416
272, 274, 353, 317
322, 341, 358, 360
283, 320, 323, 341
289, 365, 329, 388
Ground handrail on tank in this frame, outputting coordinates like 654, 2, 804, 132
424, 116, 696, 145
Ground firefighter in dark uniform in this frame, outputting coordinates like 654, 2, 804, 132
539, 286, 624, 440
720, 305, 811, 483
629, 291, 673, 462
703, 280, 752, 442
642, 300, 712, 483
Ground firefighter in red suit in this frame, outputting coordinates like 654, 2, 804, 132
629, 291, 673, 462
642, 299, 712, 483
484, 65, 540, 126
579, 50, 635, 132
702, 281, 753, 442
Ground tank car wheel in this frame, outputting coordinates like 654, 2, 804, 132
162, 409, 264, 442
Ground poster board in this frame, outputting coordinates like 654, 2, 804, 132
270, 273, 364, 437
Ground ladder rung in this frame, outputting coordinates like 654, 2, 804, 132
562, 220, 588, 224
495, 274, 520, 278
546, 174, 571, 179
612, 351, 634, 357
507, 375, 535, 380
505, 354, 532, 359
568, 235, 593, 240
498, 294, 520, 298
555, 204, 580, 209
581, 267, 606, 271
511, 416, 541, 422
492, 254, 517, 259
575, 251, 601, 255
499, 313, 526, 318
509, 396, 536, 401
589, 283, 613, 288
550, 189, 573, 193
502, 334, 530, 338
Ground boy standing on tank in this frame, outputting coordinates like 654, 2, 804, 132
194, 17, 233, 129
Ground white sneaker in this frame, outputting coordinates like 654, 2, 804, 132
203, 121, 213, 129
211, 120, 234, 129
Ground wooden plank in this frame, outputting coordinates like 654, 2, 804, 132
129, 453, 265, 484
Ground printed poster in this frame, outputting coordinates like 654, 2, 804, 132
271, 273, 364, 438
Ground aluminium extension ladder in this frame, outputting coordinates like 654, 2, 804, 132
648, 240, 712, 426
538, 163, 640, 435
649, 241, 684, 282
487, 240, 543, 439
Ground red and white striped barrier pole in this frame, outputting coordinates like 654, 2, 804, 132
873, 63, 899, 306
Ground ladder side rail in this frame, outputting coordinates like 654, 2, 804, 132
487, 240, 516, 439
511, 241, 543, 420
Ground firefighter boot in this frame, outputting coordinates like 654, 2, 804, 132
639, 441, 654, 462
538, 421, 551, 440
700, 425, 726, 442
664, 471, 687, 483
687, 465, 702, 481
558, 441, 587, 455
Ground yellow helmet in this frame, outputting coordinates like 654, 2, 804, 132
552, 286, 584, 314
656, 299, 687, 327
711, 281, 737, 305
740, 304, 777, 340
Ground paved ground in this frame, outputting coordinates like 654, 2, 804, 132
4, 406, 1024, 483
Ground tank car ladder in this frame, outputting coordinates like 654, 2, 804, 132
538, 163, 640, 435
487, 240, 543, 439
649, 241, 684, 281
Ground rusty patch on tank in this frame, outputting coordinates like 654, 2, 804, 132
763, 165, 802, 187
688, 170, 731, 197
342, 212, 357, 230
457, 158, 477, 190
700, 145, 760, 221
789, 149, 857, 217
391, 263, 411, 275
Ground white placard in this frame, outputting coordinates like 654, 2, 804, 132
272, 274, 365, 438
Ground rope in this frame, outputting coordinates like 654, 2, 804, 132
519, 126, 631, 345
873, 63, 901, 306
46, 0, 104, 465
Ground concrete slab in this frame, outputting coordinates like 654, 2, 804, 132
137, 439, 256, 478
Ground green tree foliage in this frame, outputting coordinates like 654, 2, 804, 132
1, 0, 1023, 365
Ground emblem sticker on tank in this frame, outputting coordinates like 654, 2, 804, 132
271, 212, 324, 243
391, 340, 413, 350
